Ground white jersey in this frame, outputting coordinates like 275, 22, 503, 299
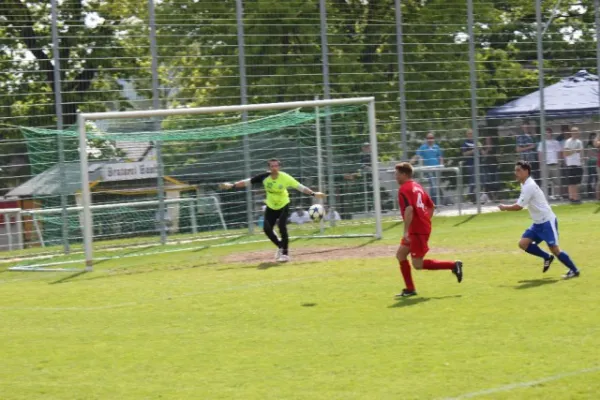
289, 211, 311, 224
537, 139, 562, 165
516, 177, 556, 224
563, 138, 583, 166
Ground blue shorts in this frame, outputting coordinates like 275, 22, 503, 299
522, 218, 559, 246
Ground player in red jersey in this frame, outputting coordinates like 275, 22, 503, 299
394, 162, 463, 297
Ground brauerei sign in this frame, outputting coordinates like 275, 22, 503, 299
101, 162, 158, 182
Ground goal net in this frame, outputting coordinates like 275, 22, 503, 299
15, 98, 382, 270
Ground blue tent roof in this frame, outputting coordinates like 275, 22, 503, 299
487, 70, 600, 119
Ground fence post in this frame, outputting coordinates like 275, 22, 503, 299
467, 0, 481, 214
394, 0, 409, 161
235, 0, 254, 234
51, 0, 70, 254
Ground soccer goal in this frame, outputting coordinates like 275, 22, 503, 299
15, 97, 382, 271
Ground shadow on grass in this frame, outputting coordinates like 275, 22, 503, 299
92, 248, 146, 266
257, 261, 280, 270
514, 278, 560, 290
50, 270, 89, 285
594, 205, 600, 214
384, 221, 403, 231
388, 294, 462, 308
355, 238, 379, 248
58, 260, 222, 283
453, 214, 478, 227
191, 236, 249, 252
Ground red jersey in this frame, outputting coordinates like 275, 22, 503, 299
398, 180, 434, 234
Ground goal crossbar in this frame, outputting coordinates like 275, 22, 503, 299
77, 97, 381, 270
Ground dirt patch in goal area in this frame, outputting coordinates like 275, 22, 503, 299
222, 244, 459, 265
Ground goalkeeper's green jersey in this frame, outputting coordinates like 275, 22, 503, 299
250, 171, 300, 210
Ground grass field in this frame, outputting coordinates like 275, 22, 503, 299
1, 204, 599, 399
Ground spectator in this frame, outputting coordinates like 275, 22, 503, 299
557, 124, 571, 143
557, 124, 572, 199
516, 120, 538, 182
537, 127, 562, 200
345, 142, 371, 181
360, 142, 372, 172
411, 131, 444, 203
461, 128, 484, 202
324, 206, 341, 221
586, 133, 598, 200
155, 208, 173, 231
563, 127, 584, 204
481, 137, 499, 202
289, 207, 311, 224
256, 205, 266, 229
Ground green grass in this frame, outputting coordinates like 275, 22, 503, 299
0, 204, 599, 399
0, 215, 392, 264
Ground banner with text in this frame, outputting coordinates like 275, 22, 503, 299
101, 162, 159, 182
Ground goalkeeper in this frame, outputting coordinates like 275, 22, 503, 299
220, 159, 326, 262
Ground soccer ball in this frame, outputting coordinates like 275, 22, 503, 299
308, 204, 325, 222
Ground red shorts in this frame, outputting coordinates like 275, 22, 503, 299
401, 233, 430, 258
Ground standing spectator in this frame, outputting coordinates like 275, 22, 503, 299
563, 127, 584, 204
289, 207, 311, 224
360, 142, 372, 172
516, 120, 538, 182
557, 124, 571, 142
411, 132, 444, 203
586, 133, 598, 200
324, 206, 341, 221
537, 127, 562, 200
461, 129, 483, 202
557, 124, 572, 199
481, 137, 499, 202
256, 205, 266, 229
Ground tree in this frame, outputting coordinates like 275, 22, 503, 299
0, 0, 149, 130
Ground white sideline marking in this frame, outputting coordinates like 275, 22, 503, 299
441, 366, 600, 399
0, 265, 380, 311
4, 234, 374, 271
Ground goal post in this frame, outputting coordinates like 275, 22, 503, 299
72, 97, 381, 270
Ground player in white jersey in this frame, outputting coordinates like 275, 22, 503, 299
499, 161, 581, 279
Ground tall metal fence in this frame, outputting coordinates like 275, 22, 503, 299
1, 0, 600, 252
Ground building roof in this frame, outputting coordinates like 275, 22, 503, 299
7, 162, 105, 197
487, 70, 600, 119
7, 161, 192, 198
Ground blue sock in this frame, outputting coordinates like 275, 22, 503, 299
525, 243, 550, 260
558, 251, 578, 272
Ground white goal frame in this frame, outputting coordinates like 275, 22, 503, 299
76, 97, 381, 270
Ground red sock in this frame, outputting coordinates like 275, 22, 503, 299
399, 260, 415, 291
423, 259, 455, 270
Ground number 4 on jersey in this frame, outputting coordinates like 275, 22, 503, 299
416, 191, 426, 210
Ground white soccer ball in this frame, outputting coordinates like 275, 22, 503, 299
308, 204, 325, 222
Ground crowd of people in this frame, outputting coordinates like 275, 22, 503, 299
409, 122, 600, 205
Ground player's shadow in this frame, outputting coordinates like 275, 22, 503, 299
514, 278, 560, 290
453, 214, 477, 227
256, 262, 280, 270
388, 294, 462, 308
594, 205, 600, 214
